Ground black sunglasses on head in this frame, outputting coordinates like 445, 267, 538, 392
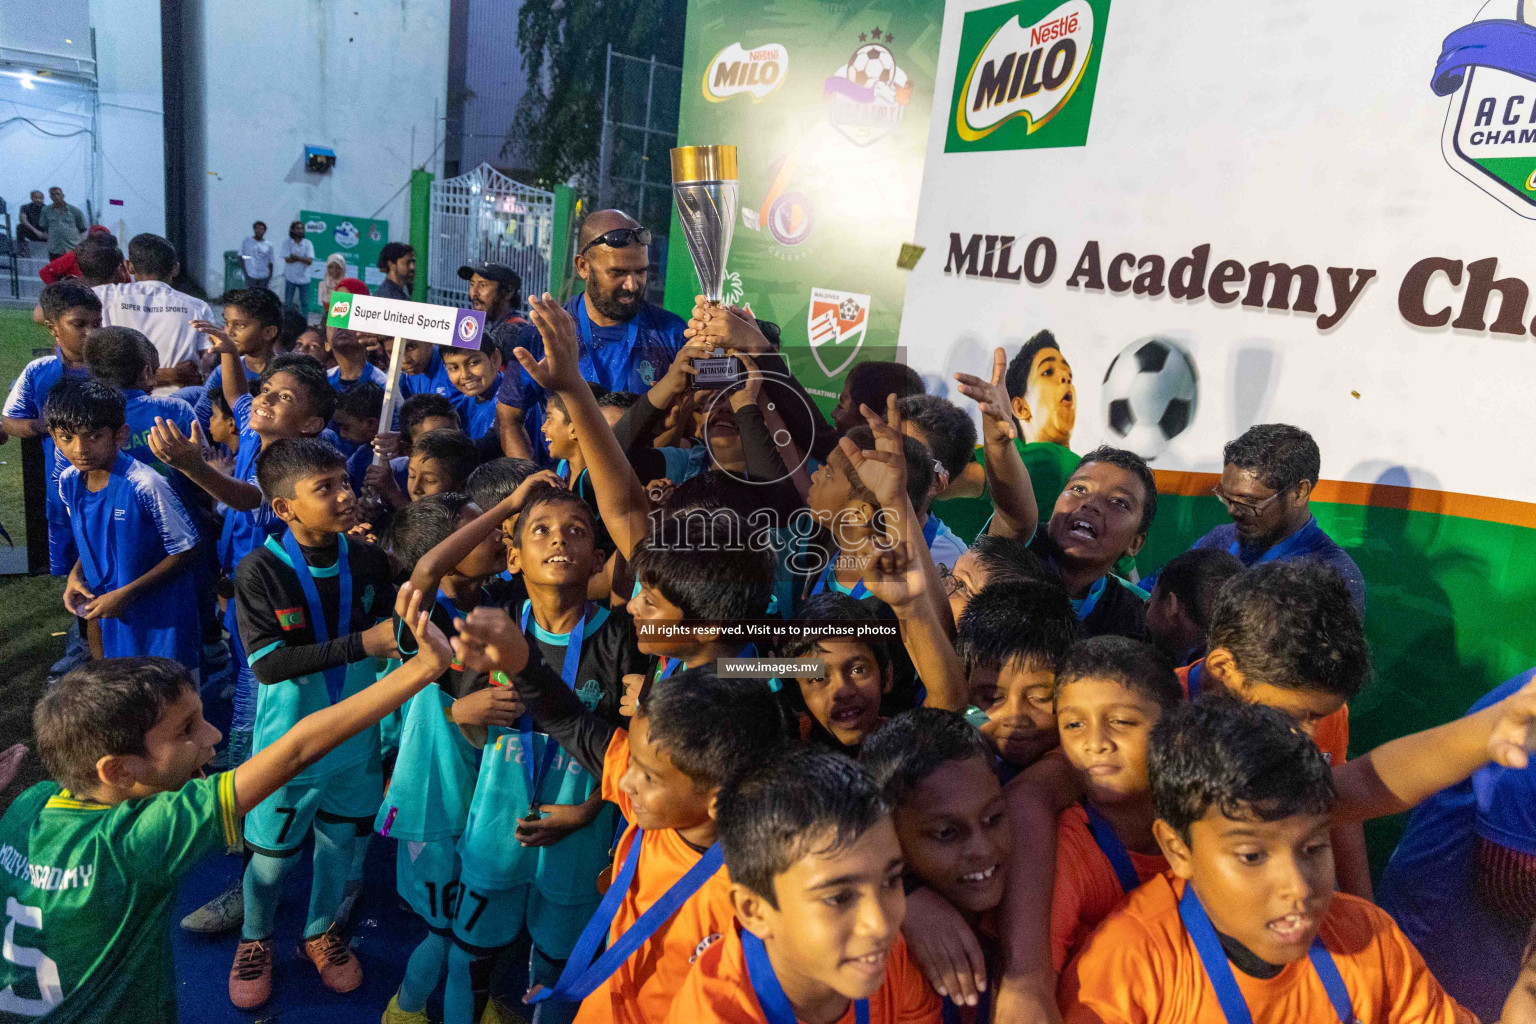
579, 227, 652, 255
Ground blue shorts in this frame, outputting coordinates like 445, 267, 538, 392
397, 838, 461, 934
245, 762, 383, 855
450, 882, 600, 959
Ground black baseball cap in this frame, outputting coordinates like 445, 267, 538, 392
457, 263, 522, 290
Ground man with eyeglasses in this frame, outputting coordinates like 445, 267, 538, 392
1152, 423, 1364, 611
494, 210, 685, 461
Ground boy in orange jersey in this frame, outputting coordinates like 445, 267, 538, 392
1057, 694, 1536, 1024
667, 748, 940, 1024
450, 604, 789, 1024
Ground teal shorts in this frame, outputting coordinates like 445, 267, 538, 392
244, 761, 383, 855
397, 837, 462, 934
450, 883, 601, 959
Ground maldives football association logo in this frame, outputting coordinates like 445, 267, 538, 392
806, 287, 871, 377
824, 27, 913, 146
1434, 1, 1536, 218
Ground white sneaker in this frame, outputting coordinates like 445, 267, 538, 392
181, 883, 244, 933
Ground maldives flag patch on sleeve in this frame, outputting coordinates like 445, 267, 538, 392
276, 607, 307, 630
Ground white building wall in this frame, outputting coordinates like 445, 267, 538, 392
182, 0, 450, 292
90, 0, 165, 243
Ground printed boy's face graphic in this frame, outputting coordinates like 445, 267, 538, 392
892, 756, 1011, 915
968, 660, 1058, 768
748, 819, 906, 1003
1014, 347, 1075, 446
1055, 677, 1161, 805
1173, 808, 1334, 966
796, 640, 887, 748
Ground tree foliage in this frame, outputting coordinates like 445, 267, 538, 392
513, 0, 687, 190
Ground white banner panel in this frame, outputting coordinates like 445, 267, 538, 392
901, 0, 1536, 505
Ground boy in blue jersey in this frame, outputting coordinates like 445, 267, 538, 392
3, 280, 98, 599
46, 378, 201, 672
192, 288, 282, 437
406, 473, 645, 1023
377, 495, 524, 1023
225, 439, 404, 1009
443, 335, 505, 441
149, 347, 337, 768
331, 380, 383, 460
401, 338, 456, 398
0, 588, 464, 1022
327, 325, 389, 393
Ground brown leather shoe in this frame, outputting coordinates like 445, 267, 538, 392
301, 926, 362, 993
228, 938, 272, 1009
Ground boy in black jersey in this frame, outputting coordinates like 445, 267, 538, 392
228, 438, 401, 1009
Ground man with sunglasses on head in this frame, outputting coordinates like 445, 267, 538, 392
1156, 423, 1364, 612
494, 209, 685, 460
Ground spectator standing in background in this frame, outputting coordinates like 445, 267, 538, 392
17, 190, 47, 255
375, 242, 415, 301
39, 226, 116, 285
279, 220, 315, 314
241, 221, 275, 291
95, 233, 213, 393
40, 186, 87, 258
316, 253, 347, 313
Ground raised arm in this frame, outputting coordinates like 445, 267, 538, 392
147, 416, 262, 510
409, 470, 563, 595
1332, 675, 1536, 823
955, 348, 1037, 540
513, 294, 650, 559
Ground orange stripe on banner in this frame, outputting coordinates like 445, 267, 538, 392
1151, 470, 1536, 530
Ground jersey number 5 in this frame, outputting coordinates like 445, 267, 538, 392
0, 897, 63, 1015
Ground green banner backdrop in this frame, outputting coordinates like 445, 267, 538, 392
299, 210, 391, 308
663, 0, 945, 412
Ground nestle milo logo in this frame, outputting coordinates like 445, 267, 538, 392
946, 0, 1110, 152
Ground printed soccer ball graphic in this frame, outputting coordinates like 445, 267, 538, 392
1099, 337, 1198, 460
838, 298, 861, 320
848, 45, 896, 89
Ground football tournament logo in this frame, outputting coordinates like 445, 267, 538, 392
458, 316, 479, 344
824, 28, 913, 146
704, 41, 789, 102
946, 0, 1110, 152
806, 287, 871, 377
333, 220, 360, 249
1433, 1, 1536, 218
742, 155, 814, 249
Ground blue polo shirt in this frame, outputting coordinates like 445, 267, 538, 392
495, 293, 685, 461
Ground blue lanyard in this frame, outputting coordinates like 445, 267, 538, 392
813, 561, 870, 600
743, 929, 868, 1024
576, 299, 639, 384
654, 656, 679, 684
1178, 883, 1353, 1024
1082, 802, 1140, 895
532, 828, 724, 1005
556, 459, 570, 482
280, 530, 352, 702
1187, 660, 1205, 699
1072, 576, 1107, 621
519, 600, 588, 813
1230, 517, 1324, 566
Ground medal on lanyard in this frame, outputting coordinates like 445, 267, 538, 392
281, 531, 352, 703
576, 299, 640, 386
744, 929, 869, 1024
1082, 801, 1141, 895
1230, 517, 1323, 566
531, 828, 723, 1006
519, 601, 587, 819
654, 656, 679, 684
1178, 882, 1354, 1024
1074, 575, 1107, 621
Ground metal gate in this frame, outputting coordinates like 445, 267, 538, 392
427, 163, 554, 310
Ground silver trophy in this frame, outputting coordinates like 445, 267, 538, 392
670, 145, 738, 305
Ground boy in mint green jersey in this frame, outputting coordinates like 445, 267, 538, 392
436, 479, 646, 1024
0, 585, 464, 1023
376, 491, 522, 1024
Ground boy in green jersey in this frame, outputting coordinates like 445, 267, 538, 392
0, 583, 491, 1023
